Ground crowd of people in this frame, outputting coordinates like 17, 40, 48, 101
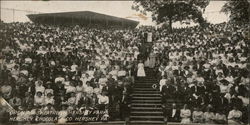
154, 23, 249, 124
0, 20, 249, 124
0, 21, 144, 123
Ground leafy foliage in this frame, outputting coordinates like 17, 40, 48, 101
132, 0, 210, 29
221, 0, 249, 23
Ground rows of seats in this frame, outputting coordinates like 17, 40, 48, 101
154, 23, 249, 124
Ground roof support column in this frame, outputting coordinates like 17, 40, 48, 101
89, 16, 92, 26
53, 15, 55, 25
106, 17, 108, 28
122, 20, 124, 28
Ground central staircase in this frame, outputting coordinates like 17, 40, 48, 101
130, 68, 165, 125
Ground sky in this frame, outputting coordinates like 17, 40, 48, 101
0, 1, 229, 27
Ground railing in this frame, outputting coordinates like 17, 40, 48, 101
0, 97, 14, 111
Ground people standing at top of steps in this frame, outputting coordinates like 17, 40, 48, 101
137, 60, 146, 77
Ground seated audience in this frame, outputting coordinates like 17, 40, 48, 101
0, 21, 248, 123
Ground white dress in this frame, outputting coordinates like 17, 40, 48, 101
137, 63, 146, 77
180, 109, 191, 124
75, 86, 83, 105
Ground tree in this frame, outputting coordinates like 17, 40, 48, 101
132, 0, 210, 31
221, 0, 249, 23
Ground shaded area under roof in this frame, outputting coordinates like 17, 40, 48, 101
27, 11, 139, 29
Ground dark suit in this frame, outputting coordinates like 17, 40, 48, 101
189, 96, 202, 108
238, 84, 248, 96
161, 84, 175, 104
179, 86, 191, 101
162, 84, 175, 102
230, 97, 243, 109
203, 94, 215, 106
202, 69, 212, 81
175, 70, 185, 77
114, 86, 124, 103
166, 108, 181, 122
191, 85, 206, 95
78, 96, 91, 108
205, 83, 220, 94
120, 94, 131, 120
213, 95, 229, 111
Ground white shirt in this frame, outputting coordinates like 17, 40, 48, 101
118, 70, 126, 77
35, 85, 45, 93
66, 86, 76, 94
172, 109, 177, 117
25, 58, 32, 64
220, 84, 229, 93
228, 110, 242, 120
99, 78, 108, 85
55, 77, 65, 83
44, 97, 55, 105
98, 95, 109, 104
71, 64, 78, 72
85, 86, 94, 95
159, 79, 167, 91
34, 95, 45, 106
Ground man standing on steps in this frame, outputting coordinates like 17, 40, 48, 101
138, 43, 147, 62
161, 79, 175, 104
138, 29, 154, 64
119, 90, 131, 122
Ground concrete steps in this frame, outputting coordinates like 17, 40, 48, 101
130, 68, 165, 124
133, 90, 160, 94
131, 93, 161, 97
131, 111, 163, 116
131, 99, 161, 103
134, 88, 158, 91
132, 96, 161, 100
130, 120, 164, 125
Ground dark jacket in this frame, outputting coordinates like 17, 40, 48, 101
166, 108, 181, 122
